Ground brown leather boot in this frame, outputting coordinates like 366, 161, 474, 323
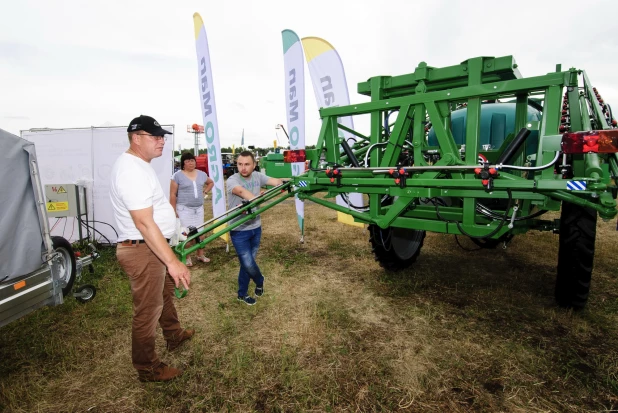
167, 328, 195, 352
138, 362, 183, 382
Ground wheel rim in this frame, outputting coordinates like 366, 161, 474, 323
80, 287, 94, 301
56, 247, 72, 284
391, 228, 424, 260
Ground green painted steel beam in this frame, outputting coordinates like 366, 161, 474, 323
324, 72, 568, 119
425, 101, 460, 156
358, 56, 521, 97
380, 104, 414, 167
582, 70, 610, 130
297, 56, 617, 238
374, 196, 416, 229
388, 215, 513, 237
303, 194, 374, 224
337, 123, 370, 142
175, 183, 295, 258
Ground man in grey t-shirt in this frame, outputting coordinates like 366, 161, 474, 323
226, 151, 283, 305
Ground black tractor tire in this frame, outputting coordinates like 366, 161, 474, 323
369, 225, 425, 272
51, 236, 77, 297
555, 202, 597, 309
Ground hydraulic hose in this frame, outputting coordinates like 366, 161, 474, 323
496, 127, 531, 165
340, 139, 360, 167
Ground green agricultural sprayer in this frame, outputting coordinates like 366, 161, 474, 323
177, 55, 618, 309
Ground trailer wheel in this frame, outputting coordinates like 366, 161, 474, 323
75, 284, 97, 304
555, 202, 597, 309
369, 225, 425, 272
51, 236, 76, 297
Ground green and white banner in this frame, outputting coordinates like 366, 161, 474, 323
193, 13, 228, 239
302, 36, 363, 227
282, 29, 306, 237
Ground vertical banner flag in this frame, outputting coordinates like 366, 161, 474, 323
301, 36, 364, 228
282, 29, 306, 240
241, 128, 244, 146
193, 13, 228, 242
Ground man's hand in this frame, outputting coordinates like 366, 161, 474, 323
168, 260, 191, 290
129, 206, 191, 290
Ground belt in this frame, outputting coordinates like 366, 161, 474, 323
118, 239, 169, 246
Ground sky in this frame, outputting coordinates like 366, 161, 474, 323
1, 0, 618, 151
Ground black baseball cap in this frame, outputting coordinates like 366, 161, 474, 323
127, 115, 172, 135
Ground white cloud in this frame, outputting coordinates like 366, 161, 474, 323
1, 0, 617, 149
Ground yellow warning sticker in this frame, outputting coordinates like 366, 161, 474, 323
57, 186, 67, 194
47, 202, 68, 211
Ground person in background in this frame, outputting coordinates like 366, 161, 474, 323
170, 151, 214, 267
110, 114, 193, 383
226, 151, 283, 305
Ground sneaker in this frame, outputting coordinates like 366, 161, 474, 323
238, 295, 257, 306
255, 283, 264, 297
138, 362, 183, 382
167, 328, 195, 352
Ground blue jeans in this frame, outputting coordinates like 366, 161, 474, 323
230, 227, 264, 297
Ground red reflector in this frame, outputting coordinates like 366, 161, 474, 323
283, 149, 306, 163
561, 130, 618, 154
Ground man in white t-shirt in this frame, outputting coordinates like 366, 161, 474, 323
110, 115, 193, 382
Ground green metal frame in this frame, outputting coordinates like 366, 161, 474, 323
175, 55, 618, 260
174, 182, 295, 263
292, 56, 617, 237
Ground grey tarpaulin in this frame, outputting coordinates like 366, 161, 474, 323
0, 128, 46, 282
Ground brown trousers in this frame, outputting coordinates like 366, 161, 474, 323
117, 243, 183, 371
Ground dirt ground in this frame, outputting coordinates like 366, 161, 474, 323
0, 195, 617, 412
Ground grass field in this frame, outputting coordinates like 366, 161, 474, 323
1, 196, 617, 412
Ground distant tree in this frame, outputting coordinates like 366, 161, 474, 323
220, 146, 249, 154
176, 145, 317, 159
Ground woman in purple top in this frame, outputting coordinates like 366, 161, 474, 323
170, 152, 214, 266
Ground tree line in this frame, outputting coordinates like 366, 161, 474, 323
174, 145, 316, 157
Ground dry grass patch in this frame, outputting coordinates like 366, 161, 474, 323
0, 195, 617, 412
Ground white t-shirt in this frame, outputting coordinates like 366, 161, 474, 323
110, 153, 176, 241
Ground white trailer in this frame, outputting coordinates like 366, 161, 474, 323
0, 128, 96, 328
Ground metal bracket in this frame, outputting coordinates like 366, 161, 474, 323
388, 166, 408, 188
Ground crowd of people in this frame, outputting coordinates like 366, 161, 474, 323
110, 114, 282, 383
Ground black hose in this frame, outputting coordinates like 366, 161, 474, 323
454, 235, 482, 251
476, 203, 548, 221
340, 193, 369, 210
91, 220, 119, 238
340, 139, 360, 167
433, 190, 514, 239
496, 128, 531, 165
80, 221, 113, 246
